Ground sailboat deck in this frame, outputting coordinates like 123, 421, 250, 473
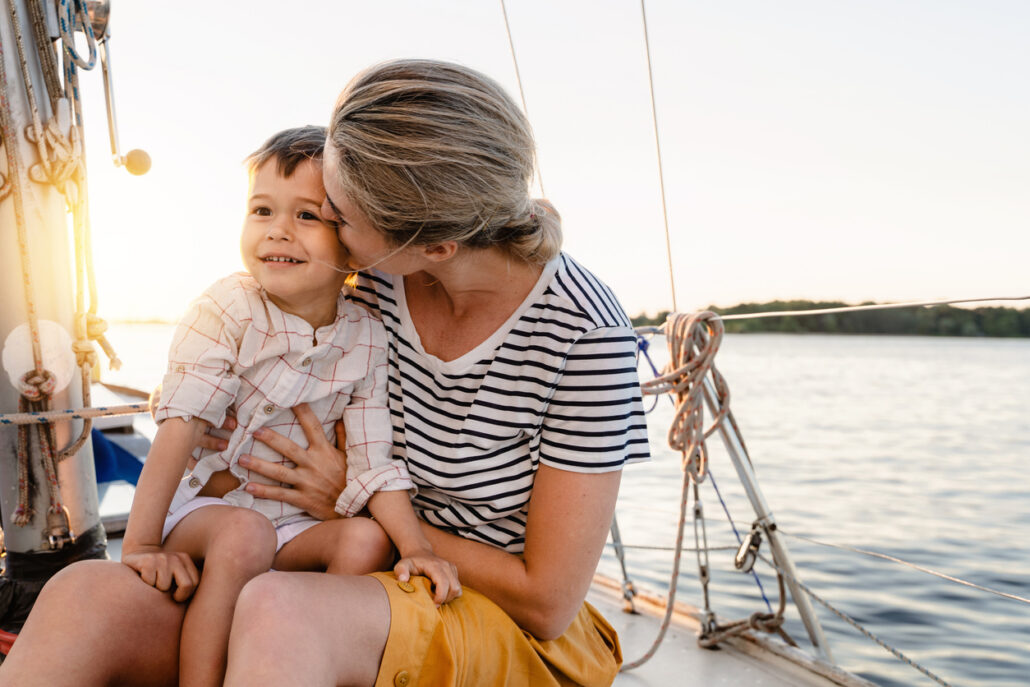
589, 576, 873, 687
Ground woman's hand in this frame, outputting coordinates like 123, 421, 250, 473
394, 550, 462, 606
195, 415, 236, 454
150, 383, 237, 457
121, 545, 199, 603
238, 403, 348, 521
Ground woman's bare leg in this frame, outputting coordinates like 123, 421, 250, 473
0, 560, 184, 687
224, 571, 389, 687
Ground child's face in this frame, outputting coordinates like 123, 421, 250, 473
241, 159, 348, 325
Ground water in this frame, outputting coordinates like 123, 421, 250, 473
100, 325, 1029, 687
600, 333, 1030, 687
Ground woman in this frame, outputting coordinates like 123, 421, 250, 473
0, 59, 649, 687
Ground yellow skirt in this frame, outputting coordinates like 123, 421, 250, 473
370, 572, 622, 687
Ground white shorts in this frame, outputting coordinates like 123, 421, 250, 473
161, 496, 320, 553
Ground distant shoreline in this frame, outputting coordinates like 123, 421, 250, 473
113, 301, 1030, 338
631, 300, 1030, 338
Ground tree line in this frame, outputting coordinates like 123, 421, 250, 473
631, 300, 1030, 338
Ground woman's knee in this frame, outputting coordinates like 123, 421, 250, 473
38, 559, 150, 614
234, 571, 303, 630
2, 560, 183, 686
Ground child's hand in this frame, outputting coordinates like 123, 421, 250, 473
394, 550, 462, 606
122, 546, 199, 602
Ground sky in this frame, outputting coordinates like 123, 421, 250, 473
70, 0, 1029, 321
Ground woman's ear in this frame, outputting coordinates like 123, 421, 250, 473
420, 241, 459, 263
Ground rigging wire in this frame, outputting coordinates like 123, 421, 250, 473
499, 0, 545, 197
720, 294, 1030, 321
634, 295, 1030, 332
639, 0, 678, 312
756, 552, 954, 687
779, 530, 1030, 606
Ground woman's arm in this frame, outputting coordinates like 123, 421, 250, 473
422, 465, 621, 640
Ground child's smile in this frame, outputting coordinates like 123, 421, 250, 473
241, 159, 348, 328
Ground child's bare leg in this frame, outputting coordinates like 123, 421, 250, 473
274, 517, 394, 575
164, 505, 277, 687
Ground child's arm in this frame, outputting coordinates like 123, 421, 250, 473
366, 490, 461, 605
121, 417, 206, 602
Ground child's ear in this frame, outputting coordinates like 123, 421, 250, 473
420, 241, 458, 263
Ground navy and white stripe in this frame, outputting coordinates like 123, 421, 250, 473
350, 254, 649, 552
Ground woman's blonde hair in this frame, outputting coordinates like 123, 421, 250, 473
328, 59, 561, 264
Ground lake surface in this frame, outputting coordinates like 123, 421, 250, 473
101, 326, 1029, 687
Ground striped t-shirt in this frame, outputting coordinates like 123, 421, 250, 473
350, 254, 649, 553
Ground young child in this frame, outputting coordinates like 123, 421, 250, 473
121, 126, 458, 687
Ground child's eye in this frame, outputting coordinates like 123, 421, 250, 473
298, 210, 319, 221
251, 206, 271, 216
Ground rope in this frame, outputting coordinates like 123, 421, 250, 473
780, 530, 1030, 607
622, 312, 791, 670
620, 465, 695, 670
636, 334, 773, 611
638, 0, 677, 312
623, 313, 726, 669
1, 0, 112, 544
0, 403, 149, 426
697, 572, 797, 650
26, 0, 63, 109
640, 312, 729, 473
2, 0, 46, 380
57, 0, 96, 70
756, 553, 954, 687
706, 472, 774, 614
498, 0, 545, 197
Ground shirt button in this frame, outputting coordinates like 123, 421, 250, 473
188, 476, 201, 489
301, 358, 311, 367
393, 670, 411, 687
397, 581, 416, 593
263, 404, 275, 415
175, 365, 185, 373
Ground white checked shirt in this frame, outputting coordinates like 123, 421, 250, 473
155, 273, 410, 524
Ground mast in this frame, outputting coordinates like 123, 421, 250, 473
0, 0, 143, 634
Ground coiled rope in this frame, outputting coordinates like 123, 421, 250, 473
0, 0, 117, 547
622, 311, 795, 670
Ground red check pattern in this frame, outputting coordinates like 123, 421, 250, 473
156, 274, 410, 523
